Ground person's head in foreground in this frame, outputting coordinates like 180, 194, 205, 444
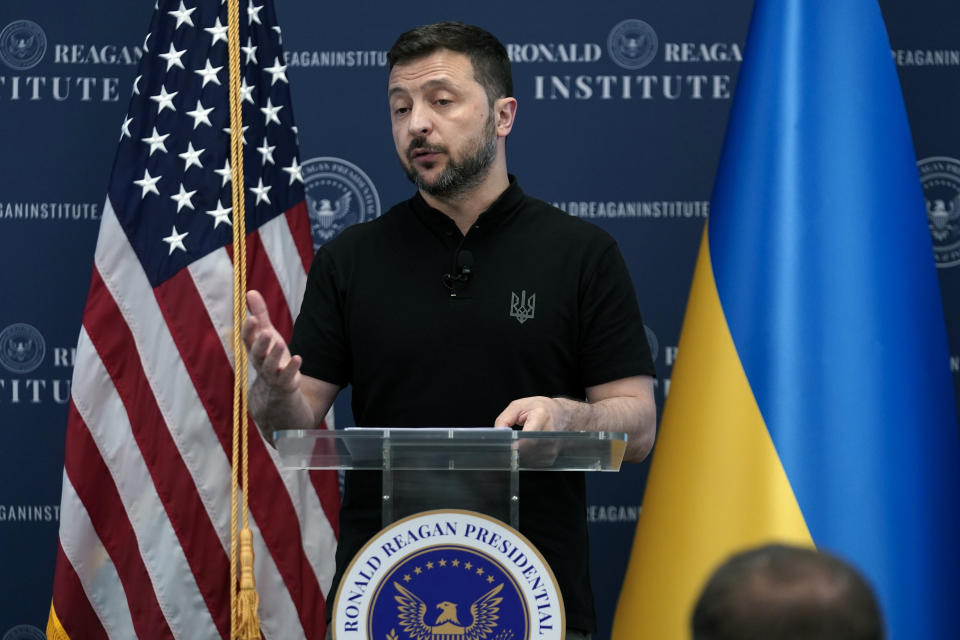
692, 543, 884, 640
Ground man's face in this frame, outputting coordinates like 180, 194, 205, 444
388, 49, 498, 199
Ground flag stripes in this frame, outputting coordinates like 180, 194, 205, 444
54, 485, 126, 639
52, 196, 336, 638
81, 271, 230, 637
62, 402, 177, 639
47, 545, 108, 640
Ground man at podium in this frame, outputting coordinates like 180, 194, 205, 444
244, 21, 656, 639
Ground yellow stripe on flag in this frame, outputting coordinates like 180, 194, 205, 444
612, 227, 813, 639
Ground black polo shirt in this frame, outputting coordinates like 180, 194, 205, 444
289, 178, 654, 632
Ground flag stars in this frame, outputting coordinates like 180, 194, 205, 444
283, 157, 303, 185
204, 17, 228, 45
247, 0, 264, 25
195, 59, 223, 87
170, 183, 197, 212
223, 125, 249, 145
178, 142, 204, 171
265, 57, 288, 85
150, 85, 178, 113
120, 115, 133, 141
272, 25, 282, 44
143, 32, 151, 53
134, 168, 161, 198
241, 37, 258, 64
215, 158, 232, 186
239, 78, 255, 104
206, 199, 232, 228
162, 226, 189, 254
261, 97, 283, 126
159, 42, 187, 71
168, 1, 197, 29
141, 127, 170, 155
257, 138, 276, 166
186, 99, 214, 129
132, 74, 142, 95
250, 177, 272, 205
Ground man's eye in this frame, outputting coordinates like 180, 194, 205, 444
393, 107, 409, 115
436, 99, 452, 106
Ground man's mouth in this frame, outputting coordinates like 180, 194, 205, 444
412, 150, 439, 162
408, 142, 445, 163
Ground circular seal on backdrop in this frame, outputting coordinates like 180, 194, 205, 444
333, 509, 564, 640
0, 323, 46, 374
917, 156, 960, 269
2, 625, 47, 640
607, 19, 658, 70
0, 20, 47, 70
302, 156, 381, 249
644, 324, 659, 362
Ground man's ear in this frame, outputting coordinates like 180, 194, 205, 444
494, 97, 518, 137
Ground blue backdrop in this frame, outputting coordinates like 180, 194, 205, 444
2, 1, 958, 637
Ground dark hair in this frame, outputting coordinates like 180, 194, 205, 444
692, 544, 884, 640
387, 21, 513, 104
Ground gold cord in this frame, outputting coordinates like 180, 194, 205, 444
226, 0, 258, 636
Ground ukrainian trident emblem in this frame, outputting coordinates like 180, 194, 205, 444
509, 291, 536, 325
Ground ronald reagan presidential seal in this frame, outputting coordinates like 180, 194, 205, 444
0, 20, 47, 71
333, 510, 564, 640
918, 156, 960, 268
0, 323, 45, 374
302, 156, 381, 249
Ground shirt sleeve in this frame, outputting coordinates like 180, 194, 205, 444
577, 241, 656, 387
288, 247, 352, 386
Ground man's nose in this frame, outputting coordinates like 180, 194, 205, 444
408, 102, 432, 136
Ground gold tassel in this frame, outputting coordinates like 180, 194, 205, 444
235, 528, 260, 639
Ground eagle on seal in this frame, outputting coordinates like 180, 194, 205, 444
392, 581, 503, 640
927, 193, 960, 242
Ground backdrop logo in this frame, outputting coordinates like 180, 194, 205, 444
302, 156, 381, 249
333, 510, 564, 640
0, 20, 47, 70
917, 156, 960, 268
607, 19, 658, 70
2, 625, 47, 640
0, 323, 46, 374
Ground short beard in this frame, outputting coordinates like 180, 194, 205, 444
402, 113, 498, 200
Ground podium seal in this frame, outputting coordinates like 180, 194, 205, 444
333, 510, 564, 640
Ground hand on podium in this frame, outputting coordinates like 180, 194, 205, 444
494, 396, 575, 467
494, 375, 657, 464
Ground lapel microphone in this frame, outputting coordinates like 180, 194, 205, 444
442, 250, 474, 295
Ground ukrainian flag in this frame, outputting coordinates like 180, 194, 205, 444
612, 1, 960, 638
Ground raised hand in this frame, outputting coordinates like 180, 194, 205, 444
243, 290, 302, 393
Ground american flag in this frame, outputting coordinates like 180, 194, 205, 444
47, 1, 339, 638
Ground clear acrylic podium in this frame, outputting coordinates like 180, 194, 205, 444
274, 428, 627, 529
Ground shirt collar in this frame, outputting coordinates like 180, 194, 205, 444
409, 175, 524, 238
